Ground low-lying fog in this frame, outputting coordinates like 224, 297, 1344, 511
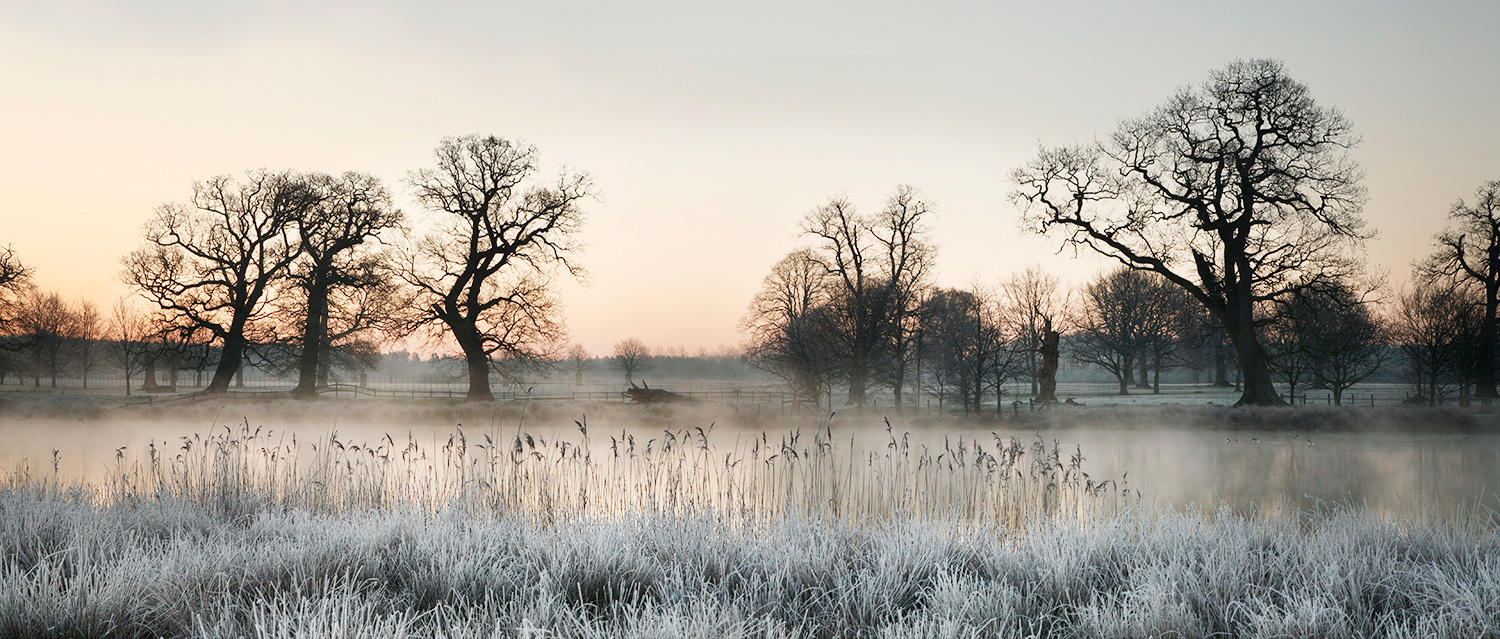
3, 396, 1497, 515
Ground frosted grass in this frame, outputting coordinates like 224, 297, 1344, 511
2, 420, 1497, 638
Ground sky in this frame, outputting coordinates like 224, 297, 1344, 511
2, 1, 1497, 356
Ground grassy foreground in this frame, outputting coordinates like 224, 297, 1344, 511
1, 420, 1496, 638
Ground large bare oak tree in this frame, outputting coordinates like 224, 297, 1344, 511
401, 135, 591, 401
1012, 59, 1369, 406
288, 172, 402, 397
124, 170, 320, 393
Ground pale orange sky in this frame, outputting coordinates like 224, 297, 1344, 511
2, 1, 1497, 356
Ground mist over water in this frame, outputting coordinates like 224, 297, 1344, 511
3, 398, 1497, 515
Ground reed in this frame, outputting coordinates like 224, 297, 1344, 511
94, 415, 1131, 529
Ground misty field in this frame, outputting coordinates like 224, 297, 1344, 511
3, 405, 1500, 638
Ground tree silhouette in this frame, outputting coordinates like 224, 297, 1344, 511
1395, 277, 1479, 405
743, 249, 838, 411
106, 299, 153, 396
800, 186, 935, 410
566, 344, 593, 385
1001, 265, 1065, 399
14, 290, 80, 387
401, 135, 591, 401
124, 170, 320, 393
921, 286, 1013, 414
1424, 181, 1500, 399
1013, 59, 1369, 406
611, 338, 650, 384
288, 172, 402, 397
1073, 268, 1174, 395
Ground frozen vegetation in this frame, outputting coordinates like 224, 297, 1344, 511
0, 416, 1497, 638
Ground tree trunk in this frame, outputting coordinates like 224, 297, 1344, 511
1213, 339, 1232, 387
1227, 327, 1284, 406
142, 358, 160, 392
449, 319, 494, 401
465, 354, 492, 401
1224, 249, 1285, 406
892, 357, 906, 416
292, 283, 331, 398
847, 367, 867, 410
206, 333, 244, 393
1035, 325, 1059, 403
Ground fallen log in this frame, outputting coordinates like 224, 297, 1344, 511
622, 380, 691, 404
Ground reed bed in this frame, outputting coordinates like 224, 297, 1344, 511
3, 416, 1498, 638
88, 416, 1127, 529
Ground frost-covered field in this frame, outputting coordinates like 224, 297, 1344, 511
2, 409, 1498, 638
4, 486, 1498, 638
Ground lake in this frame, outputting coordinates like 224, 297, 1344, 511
3, 399, 1497, 516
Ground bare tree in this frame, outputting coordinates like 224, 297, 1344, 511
288, 172, 403, 397
1394, 278, 1479, 405
123, 170, 320, 393
72, 300, 101, 388
1306, 286, 1388, 405
1423, 181, 1500, 399
610, 338, 650, 384
1073, 268, 1160, 395
1264, 300, 1317, 401
801, 185, 935, 409
566, 344, 593, 385
106, 299, 153, 396
400, 135, 590, 401
1269, 281, 1387, 404
921, 285, 1015, 414
870, 186, 937, 414
0, 246, 34, 384
1013, 59, 1369, 406
1001, 265, 1066, 399
743, 249, 838, 411
14, 290, 80, 387
1138, 281, 1195, 394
